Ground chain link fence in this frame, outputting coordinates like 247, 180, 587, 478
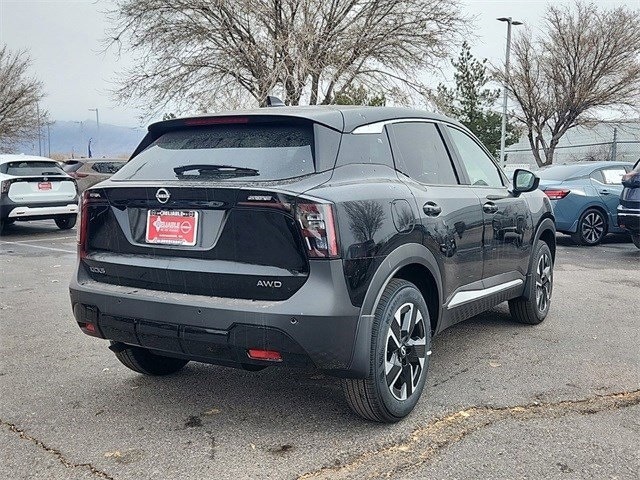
504, 121, 640, 171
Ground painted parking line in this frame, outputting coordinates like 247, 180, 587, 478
7, 236, 77, 243
0, 240, 75, 254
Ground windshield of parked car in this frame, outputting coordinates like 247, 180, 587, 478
537, 165, 587, 181
112, 123, 315, 182
1, 161, 66, 176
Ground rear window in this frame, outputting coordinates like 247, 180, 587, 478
537, 165, 586, 181
112, 123, 315, 182
1, 161, 66, 176
91, 161, 126, 174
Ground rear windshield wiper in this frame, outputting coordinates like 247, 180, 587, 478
173, 164, 259, 178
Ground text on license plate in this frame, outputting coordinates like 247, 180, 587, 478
38, 182, 52, 190
145, 210, 198, 246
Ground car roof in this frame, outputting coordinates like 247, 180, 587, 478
541, 161, 632, 173
0, 154, 59, 165
149, 105, 464, 134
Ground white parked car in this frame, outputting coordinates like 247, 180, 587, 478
0, 154, 79, 231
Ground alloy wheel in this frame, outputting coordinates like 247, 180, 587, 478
535, 252, 553, 313
581, 211, 605, 244
385, 302, 429, 401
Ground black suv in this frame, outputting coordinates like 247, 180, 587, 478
618, 158, 640, 249
70, 106, 556, 422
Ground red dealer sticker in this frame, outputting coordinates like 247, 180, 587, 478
146, 210, 199, 246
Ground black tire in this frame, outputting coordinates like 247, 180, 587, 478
54, 214, 77, 230
342, 279, 431, 423
571, 208, 607, 245
509, 242, 553, 325
632, 235, 640, 249
112, 343, 189, 375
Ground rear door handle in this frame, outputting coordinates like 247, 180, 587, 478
599, 189, 610, 195
483, 201, 499, 214
423, 202, 442, 217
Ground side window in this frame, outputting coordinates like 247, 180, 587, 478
447, 127, 503, 187
600, 167, 626, 185
91, 163, 103, 173
388, 122, 458, 185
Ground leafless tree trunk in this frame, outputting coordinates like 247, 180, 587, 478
106, 0, 467, 117
0, 46, 48, 153
496, 2, 640, 167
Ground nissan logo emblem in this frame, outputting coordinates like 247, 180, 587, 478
156, 188, 171, 204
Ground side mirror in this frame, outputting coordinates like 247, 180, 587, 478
512, 169, 539, 195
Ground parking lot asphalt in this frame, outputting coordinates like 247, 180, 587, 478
1, 221, 638, 480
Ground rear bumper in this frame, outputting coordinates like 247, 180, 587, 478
7, 203, 78, 219
617, 206, 640, 233
1, 197, 79, 220
70, 259, 371, 378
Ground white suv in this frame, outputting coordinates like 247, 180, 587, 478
0, 154, 79, 231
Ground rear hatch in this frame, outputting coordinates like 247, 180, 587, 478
2, 161, 77, 203
79, 117, 341, 301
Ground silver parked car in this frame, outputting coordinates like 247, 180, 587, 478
0, 154, 79, 231
62, 158, 127, 192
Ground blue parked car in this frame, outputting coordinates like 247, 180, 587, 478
537, 161, 634, 245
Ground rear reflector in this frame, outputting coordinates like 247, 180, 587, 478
544, 189, 570, 200
247, 349, 283, 361
78, 321, 102, 338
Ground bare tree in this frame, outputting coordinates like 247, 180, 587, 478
0, 46, 48, 153
496, 2, 640, 167
106, 0, 466, 116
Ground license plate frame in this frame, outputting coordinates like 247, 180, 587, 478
145, 210, 199, 246
38, 182, 52, 191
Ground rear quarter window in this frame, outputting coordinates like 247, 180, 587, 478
113, 123, 315, 182
336, 132, 394, 168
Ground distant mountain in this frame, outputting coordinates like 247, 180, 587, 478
13, 120, 146, 159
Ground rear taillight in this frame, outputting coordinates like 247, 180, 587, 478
544, 189, 570, 200
295, 202, 339, 258
77, 190, 104, 259
77, 191, 89, 258
0, 179, 13, 195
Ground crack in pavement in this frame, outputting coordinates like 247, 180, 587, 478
1, 420, 116, 480
298, 389, 640, 480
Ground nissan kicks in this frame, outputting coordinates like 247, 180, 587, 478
69, 105, 556, 422
1, 155, 79, 232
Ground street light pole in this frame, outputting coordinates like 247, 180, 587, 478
497, 17, 522, 167
89, 108, 100, 157
36, 102, 42, 156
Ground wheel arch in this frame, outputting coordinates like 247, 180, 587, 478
344, 243, 443, 379
521, 217, 556, 300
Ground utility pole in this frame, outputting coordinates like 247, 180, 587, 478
36, 102, 42, 156
610, 127, 618, 162
89, 108, 100, 157
47, 123, 51, 157
497, 17, 523, 167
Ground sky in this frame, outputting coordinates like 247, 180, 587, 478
0, 0, 637, 128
